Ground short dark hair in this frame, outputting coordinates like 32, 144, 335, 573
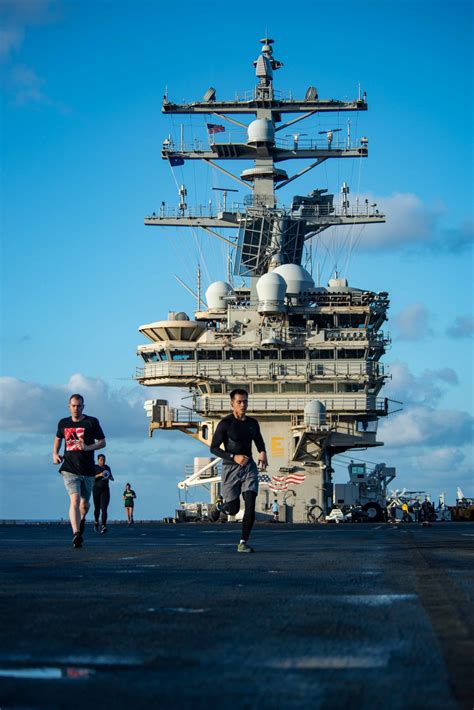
230, 388, 248, 400
69, 393, 84, 404
126, 482, 131, 487
98, 454, 106, 461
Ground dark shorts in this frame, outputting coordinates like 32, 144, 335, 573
221, 460, 259, 502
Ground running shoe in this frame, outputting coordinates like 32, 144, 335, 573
237, 542, 254, 553
94, 522, 99, 533
101, 526, 107, 535
209, 506, 221, 522
72, 532, 83, 549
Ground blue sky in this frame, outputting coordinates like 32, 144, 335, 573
1, 0, 473, 520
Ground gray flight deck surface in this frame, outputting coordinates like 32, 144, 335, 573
0, 522, 473, 709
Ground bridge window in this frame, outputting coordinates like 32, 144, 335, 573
197, 350, 222, 360
337, 383, 365, 392
336, 349, 365, 359
171, 350, 194, 361
281, 382, 306, 392
210, 384, 223, 393
282, 350, 306, 360
309, 349, 334, 359
338, 314, 366, 328
309, 383, 335, 393
253, 383, 278, 393
225, 350, 251, 360
254, 349, 278, 360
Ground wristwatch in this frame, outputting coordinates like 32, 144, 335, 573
230, 453, 234, 460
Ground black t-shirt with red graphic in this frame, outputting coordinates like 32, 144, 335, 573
56, 415, 105, 477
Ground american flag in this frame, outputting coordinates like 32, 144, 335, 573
258, 473, 306, 491
206, 123, 225, 134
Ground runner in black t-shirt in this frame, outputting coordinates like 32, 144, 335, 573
93, 454, 114, 534
53, 394, 106, 548
209, 388, 267, 553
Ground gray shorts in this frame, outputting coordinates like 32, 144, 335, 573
61, 471, 94, 501
221, 460, 259, 502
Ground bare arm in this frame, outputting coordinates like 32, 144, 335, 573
52, 437, 63, 464
77, 438, 106, 453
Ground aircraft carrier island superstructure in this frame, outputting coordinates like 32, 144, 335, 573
136, 38, 392, 523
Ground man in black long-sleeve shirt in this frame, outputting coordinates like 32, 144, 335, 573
210, 388, 268, 552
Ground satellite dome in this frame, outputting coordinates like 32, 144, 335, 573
273, 264, 314, 296
256, 271, 287, 313
328, 277, 349, 290
247, 119, 275, 145
304, 400, 326, 427
205, 281, 234, 310
168, 311, 189, 321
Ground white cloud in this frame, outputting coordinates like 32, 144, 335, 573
446, 315, 474, 339
320, 192, 473, 254
0, 374, 187, 437
0, 0, 55, 61
0, 0, 66, 108
392, 303, 434, 341
379, 406, 473, 447
384, 360, 459, 406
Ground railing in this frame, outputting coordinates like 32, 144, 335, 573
136, 360, 386, 380
162, 135, 361, 152
145, 201, 382, 221
194, 395, 386, 414
148, 397, 387, 428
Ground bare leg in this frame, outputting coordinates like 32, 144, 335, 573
68, 493, 81, 534
79, 498, 89, 521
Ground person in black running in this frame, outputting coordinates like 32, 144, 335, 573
53, 394, 106, 548
209, 388, 267, 553
93, 454, 114, 534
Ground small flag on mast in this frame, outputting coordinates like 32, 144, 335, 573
206, 123, 225, 134
168, 156, 184, 167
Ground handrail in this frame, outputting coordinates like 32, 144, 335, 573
136, 360, 385, 380
145, 201, 382, 221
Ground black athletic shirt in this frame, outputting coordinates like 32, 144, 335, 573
56, 415, 105, 477
210, 414, 266, 463
93, 464, 112, 491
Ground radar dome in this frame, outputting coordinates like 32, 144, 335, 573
168, 311, 189, 321
328, 277, 349, 290
304, 400, 326, 427
273, 264, 314, 296
247, 119, 275, 145
256, 272, 287, 313
205, 281, 234, 310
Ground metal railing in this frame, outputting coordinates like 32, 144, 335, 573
145, 200, 381, 221
136, 360, 386, 380
194, 395, 386, 414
